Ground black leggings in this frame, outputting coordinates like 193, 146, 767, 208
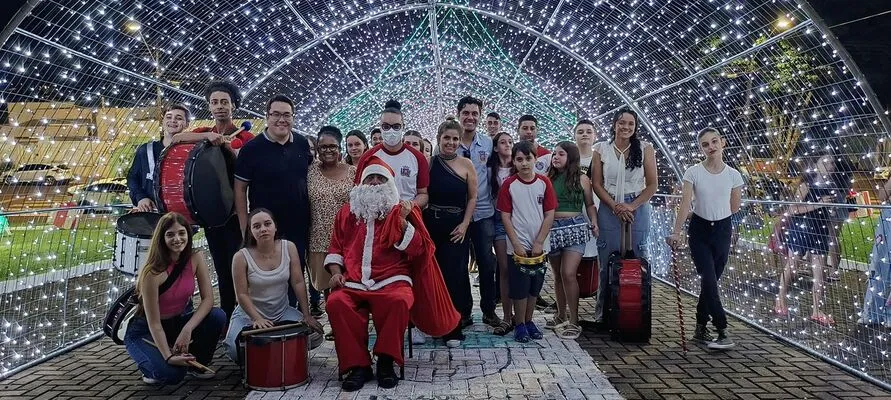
204, 216, 242, 318
688, 214, 732, 330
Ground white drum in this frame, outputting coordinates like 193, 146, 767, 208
114, 212, 162, 275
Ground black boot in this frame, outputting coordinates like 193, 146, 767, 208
341, 366, 373, 392
376, 354, 399, 389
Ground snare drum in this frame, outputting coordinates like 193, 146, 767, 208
154, 141, 235, 228
114, 212, 162, 275
243, 325, 310, 391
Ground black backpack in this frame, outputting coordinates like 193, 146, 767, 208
103, 257, 189, 345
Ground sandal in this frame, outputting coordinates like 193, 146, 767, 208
493, 320, 513, 336
546, 315, 567, 330
555, 322, 581, 340
810, 314, 835, 326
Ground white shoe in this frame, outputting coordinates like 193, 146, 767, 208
473, 275, 480, 287
142, 375, 162, 385
446, 339, 462, 348
411, 329, 426, 345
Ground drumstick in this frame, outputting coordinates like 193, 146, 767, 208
239, 322, 305, 338
140, 338, 216, 374
670, 246, 689, 354
224, 120, 253, 139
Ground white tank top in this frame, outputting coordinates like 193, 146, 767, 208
241, 240, 291, 321
594, 140, 649, 200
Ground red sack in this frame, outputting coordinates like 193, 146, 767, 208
379, 204, 460, 337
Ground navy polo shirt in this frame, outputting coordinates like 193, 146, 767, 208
234, 131, 312, 246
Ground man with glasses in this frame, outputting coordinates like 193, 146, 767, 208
234, 94, 319, 313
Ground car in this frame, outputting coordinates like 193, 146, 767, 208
2, 163, 69, 185
67, 178, 130, 213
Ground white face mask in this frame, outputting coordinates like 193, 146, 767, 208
382, 129, 403, 147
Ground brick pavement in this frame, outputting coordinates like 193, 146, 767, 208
3, 278, 891, 399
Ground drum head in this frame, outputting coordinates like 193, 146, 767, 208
116, 212, 163, 238
248, 325, 310, 345
186, 143, 234, 228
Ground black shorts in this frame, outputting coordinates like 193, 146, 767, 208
508, 256, 545, 300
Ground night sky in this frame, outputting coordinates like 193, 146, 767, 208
2, 0, 889, 109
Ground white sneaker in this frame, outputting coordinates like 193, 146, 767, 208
142, 375, 162, 385
473, 275, 480, 287
446, 339, 462, 348
411, 329, 426, 345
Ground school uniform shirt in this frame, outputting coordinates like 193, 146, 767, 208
533, 145, 552, 175
682, 162, 745, 221
127, 140, 164, 205
496, 174, 558, 255
459, 133, 494, 221
355, 144, 430, 202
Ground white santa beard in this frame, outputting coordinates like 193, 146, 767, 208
350, 183, 399, 221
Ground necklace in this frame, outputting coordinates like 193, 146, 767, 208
440, 153, 458, 161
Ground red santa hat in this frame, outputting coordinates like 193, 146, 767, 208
359, 156, 400, 199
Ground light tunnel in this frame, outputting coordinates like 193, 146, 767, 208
0, 0, 890, 390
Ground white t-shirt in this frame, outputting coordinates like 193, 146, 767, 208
496, 166, 512, 187
496, 174, 557, 255
369, 146, 429, 202
682, 162, 744, 221
594, 140, 650, 200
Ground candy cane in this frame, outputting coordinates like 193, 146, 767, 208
671, 246, 688, 354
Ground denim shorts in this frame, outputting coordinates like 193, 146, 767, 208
494, 218, 506, 242
548, 215, 588, 256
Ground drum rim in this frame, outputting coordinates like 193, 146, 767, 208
115, 212, 162, 239
243, 326, 310, 391
155, 140, 233, 228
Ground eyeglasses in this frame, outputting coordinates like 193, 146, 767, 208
319, 144, 340, 152
381, 123, 403, 131
268, 112, 293, 120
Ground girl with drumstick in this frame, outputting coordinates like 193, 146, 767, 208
545, 141, 599, 340
123, 212, 225, 384
666, 127, 744, 349
223, 208, 324, 363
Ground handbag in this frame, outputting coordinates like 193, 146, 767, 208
103, 256, 189, 345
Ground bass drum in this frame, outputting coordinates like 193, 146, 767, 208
154, 141, 235, 227
114, 212, 162, 275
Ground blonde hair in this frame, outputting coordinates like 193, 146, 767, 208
436, 119, 463, 141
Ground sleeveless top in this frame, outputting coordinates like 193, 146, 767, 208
428, 156, 468, 210
594, 140, 650, 200
552, 173, 584, 213
241, 240, 292, 321
158, 259, 195, 317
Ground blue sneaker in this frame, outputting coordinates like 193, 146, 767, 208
514, 322, 530, 343
525, 321, 543, 340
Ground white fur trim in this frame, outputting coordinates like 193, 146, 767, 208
324, 253, 343, 267
394, 222, 415, 251
362, 164, 393, 182
361, 219, 375, 287
345, 275, 413, 291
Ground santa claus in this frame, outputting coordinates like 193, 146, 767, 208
324, 156, 459, 392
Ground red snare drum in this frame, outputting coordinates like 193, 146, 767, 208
244, 325, 310, 390
154, 141, 235, 227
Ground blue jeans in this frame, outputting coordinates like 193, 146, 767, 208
124, 306, 226, 384
593, 196, 652, 321
224, 305, 304, 363
469, 216, 497, 316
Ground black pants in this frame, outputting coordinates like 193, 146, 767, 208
424, 211, 473, 320
468, 216, 497, 315
204, 216, 242, 318
688, 214, 731, 330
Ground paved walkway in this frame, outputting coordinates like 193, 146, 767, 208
3, 279, 891, 399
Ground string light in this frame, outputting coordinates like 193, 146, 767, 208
0, 0, 887, 385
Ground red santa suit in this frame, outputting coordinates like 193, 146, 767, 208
325, 157, 459, 375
